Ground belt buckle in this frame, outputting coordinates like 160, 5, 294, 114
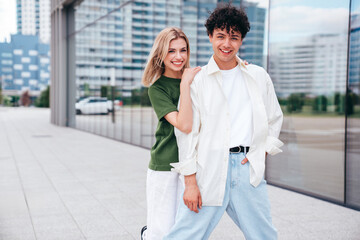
233, 146, 241, 153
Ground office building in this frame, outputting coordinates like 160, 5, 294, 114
0, 34, 50, 96
269, 34, 348, 98
16, 0, 51, 43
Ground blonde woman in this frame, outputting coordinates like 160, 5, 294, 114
141, 27, 201, 240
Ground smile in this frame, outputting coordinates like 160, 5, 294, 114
220, 49, 232, 54
171, 61, 183, 65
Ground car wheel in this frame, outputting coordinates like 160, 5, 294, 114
76, 109, 82, 115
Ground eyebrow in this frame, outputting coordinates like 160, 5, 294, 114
215, 33, 240, 38
168, 47, 187, 50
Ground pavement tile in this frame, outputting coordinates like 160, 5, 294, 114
1, 107, 360, 240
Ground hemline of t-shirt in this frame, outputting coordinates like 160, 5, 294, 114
148, 162, 177, 171
157, 107, 178, 121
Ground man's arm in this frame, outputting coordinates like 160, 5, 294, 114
171, 78, 202, 212
264, 72, 284, 155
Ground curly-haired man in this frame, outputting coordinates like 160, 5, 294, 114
164, 4, 283, 240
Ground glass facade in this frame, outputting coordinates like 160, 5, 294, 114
70, 0, 267, 149
267, 0, 360, 209
347, 0, 360, 209
59, 0, 359, 210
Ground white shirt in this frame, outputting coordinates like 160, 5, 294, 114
171, 56, 284, 206
220, 66, 253, 147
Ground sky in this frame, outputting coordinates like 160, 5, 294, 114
0, 0, 16, 42
269, 0, 353, 43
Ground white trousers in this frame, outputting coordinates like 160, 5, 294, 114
146, 169, 183, 240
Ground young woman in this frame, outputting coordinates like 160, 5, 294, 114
141, 27, 201, 240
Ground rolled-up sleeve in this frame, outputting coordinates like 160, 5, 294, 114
264, 73, 284, 155
170, 80, 201, 176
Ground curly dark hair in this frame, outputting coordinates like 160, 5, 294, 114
205, 4, 250, 39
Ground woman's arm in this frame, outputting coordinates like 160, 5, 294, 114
164, 67, 201, 134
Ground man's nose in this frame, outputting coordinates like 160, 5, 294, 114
224, 37, 231, 47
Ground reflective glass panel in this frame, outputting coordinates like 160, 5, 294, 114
267, 0, 349, 202
347, 0, 360, 209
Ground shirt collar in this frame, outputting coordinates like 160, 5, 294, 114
207, 55, 248, 75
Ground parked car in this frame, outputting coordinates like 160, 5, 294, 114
107, 99, 122, 112
76, 97, 122, 115
76, 97, 110, 115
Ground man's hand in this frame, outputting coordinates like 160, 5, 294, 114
183, 174, 202, 213
241, 153, 268, 165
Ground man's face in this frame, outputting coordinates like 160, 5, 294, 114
209, 28, 243, 70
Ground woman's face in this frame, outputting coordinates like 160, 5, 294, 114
163, 38, 188, 78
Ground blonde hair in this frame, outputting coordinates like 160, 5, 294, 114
142, 27, 190, 87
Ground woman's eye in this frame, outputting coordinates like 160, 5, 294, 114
168, 50, 174, 53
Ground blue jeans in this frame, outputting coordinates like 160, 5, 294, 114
163, 152, 277, 240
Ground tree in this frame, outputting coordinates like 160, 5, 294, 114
286, 93, 304, 113
35, 86, 50, 108
83, 83, 90, 97
20, 91, 31, 106
312, 95, 327, 112
0, 85, 2, 105
346, 91, 355, 115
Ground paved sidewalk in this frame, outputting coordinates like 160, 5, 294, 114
0, 107, 359, 240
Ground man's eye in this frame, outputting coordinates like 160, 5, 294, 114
232, 38, 238, 40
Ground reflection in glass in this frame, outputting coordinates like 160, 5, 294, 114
267, 0, 349, 202
347, 0, 360, 209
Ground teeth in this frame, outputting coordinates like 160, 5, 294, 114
221, 49, 230, 53
172, 62, 182, 65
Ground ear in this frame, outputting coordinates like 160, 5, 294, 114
209, 34, 213, 43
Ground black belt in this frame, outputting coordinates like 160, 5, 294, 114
229, 146, 250, 153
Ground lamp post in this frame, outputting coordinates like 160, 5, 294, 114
110, 68, 116, 123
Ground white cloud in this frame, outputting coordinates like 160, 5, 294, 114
270, 6, 349, 42
0, 1, 17, 42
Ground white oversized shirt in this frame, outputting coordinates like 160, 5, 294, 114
171, 56, 284, 206
220, 66, 253, 147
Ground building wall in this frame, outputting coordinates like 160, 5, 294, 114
17, 0, 51, 43
51, 0, 360, 210
0, 34, 50, 96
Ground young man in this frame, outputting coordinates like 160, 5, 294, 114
164, 5, 283, 240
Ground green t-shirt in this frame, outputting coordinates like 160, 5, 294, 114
148, 75, 181, 171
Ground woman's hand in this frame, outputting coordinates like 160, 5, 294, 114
181, 66, 201, 86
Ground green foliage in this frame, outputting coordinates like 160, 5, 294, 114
131, 88, 141, 105
11, 96, 20, 106
2, 96, 11, 106
286, 93, 304, 113
346, 91, 356, 115
35, 86, 50, 108
0, 86, 2, 105
83, 83, 90, 97
100, 85, 108, 98
312, 95, 327, 112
